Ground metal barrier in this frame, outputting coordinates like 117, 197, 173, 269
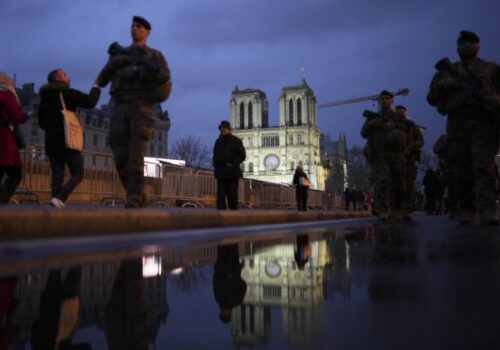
11, 146, 345, 210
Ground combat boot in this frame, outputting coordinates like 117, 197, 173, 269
479, 212, 499, 226
459, 212, 475, 225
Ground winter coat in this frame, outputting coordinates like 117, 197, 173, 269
38, 83, 100, 156
213, 133, 246, 181
0, 91, 28, 166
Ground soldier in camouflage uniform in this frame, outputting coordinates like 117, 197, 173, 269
361, 91, 409, 221
433, 134, 459, 218
96, 16, 171, 208
395, 105, 424, 214
427, 30, 499, 225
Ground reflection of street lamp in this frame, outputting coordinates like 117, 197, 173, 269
142, 255, 162, 278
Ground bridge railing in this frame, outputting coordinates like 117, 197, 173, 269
13, 146, 346, 210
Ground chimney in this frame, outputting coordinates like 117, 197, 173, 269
22, 82, 35, 93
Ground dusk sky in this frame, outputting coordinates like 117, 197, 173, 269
1, 0, 499, 150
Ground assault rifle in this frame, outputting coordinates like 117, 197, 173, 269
362, 110, 427, 130
434, 57, 483, 106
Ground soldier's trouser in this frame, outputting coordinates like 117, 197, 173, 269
369, 155, 406, 214
447, 113, 498, 217
405, 159, 418, 211
109, 99, 154, 203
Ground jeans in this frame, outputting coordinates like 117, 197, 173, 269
48, 151, 84, 201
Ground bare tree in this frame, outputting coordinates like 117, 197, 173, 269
347, 146, 371, 191
170, 136, 211, 168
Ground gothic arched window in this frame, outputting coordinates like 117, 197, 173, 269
249, 162, 254, 173
290, 161, 295, 171
248, 102, 253, 129
297, 98, 302, 126
239, 103, 245, 129
288, 99, 294, 126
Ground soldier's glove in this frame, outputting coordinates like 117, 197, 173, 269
109, 55, 131, 68
483, 95, 500, 111
437, 77, 459, 91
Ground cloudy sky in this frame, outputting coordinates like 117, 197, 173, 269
1, 0, 499, 150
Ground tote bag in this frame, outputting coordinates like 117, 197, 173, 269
60, 93, 83, 152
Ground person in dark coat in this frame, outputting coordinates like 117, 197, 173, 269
213, 244, 247, 324
423, 168, 441, 215
38, 69, 100, 208
212, 120, 246, 210
293, 162, 309, 211
0, 72, 29, 204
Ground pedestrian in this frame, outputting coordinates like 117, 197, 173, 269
95, 16, 172, 208
344, 187, 352, 211
423, 168, 441, 215
38, 69, 100, 208
361, 90, 408, 221
0, 72, 29, 204
213, 120, 246, 210
293, 162, 309, 211
433, 134, 459, 218
427, 30, 499, 225
395, 105, 424, 213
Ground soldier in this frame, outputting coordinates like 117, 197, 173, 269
213, 121, 246, 210
361, 90, 409, 221
96, 16, 171, 208
395, 105, 424, 213
433, 134, 459, 218
427, 30, 499, 225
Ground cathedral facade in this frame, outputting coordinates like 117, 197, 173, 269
231, 80, 327, 190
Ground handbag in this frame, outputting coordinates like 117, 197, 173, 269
299, 176, 310, 187
60, 93, 84, 152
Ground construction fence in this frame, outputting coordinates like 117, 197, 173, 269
12, 146, 345, 210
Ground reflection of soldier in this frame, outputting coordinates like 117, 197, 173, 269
427, 31, 499, 225
105, 259, 151, 350
433, 134, 458, 218
395, 105, 424, 213
213, 244, 247, 324
368, 227, 421, 303
31, 268, 89, 350
96, 16, 171, 208
361, 90, 408, 221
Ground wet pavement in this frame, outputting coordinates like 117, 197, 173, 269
1, 213, 499, 349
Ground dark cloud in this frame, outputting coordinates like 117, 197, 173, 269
1, 0, 499, 151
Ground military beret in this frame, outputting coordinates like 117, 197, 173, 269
379, 90, 394, 98
457, 30, 480, 44
133, 16, 151, 30
218, 120, 231, 129
395, 105, 407, 111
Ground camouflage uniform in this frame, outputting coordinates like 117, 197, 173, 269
433, 134, 458, 217
97, 44, 171, 207
428, 57, 500, 223
403, 120, 424, 212
361, 110, 408, 219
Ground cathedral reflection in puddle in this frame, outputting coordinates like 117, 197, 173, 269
3, 221, 500, 349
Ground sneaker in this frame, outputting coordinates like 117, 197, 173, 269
50, 198, 65, 208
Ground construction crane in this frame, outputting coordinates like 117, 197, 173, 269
318, 88, 410, 109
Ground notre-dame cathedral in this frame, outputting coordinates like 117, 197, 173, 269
231, 79, 328, 190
